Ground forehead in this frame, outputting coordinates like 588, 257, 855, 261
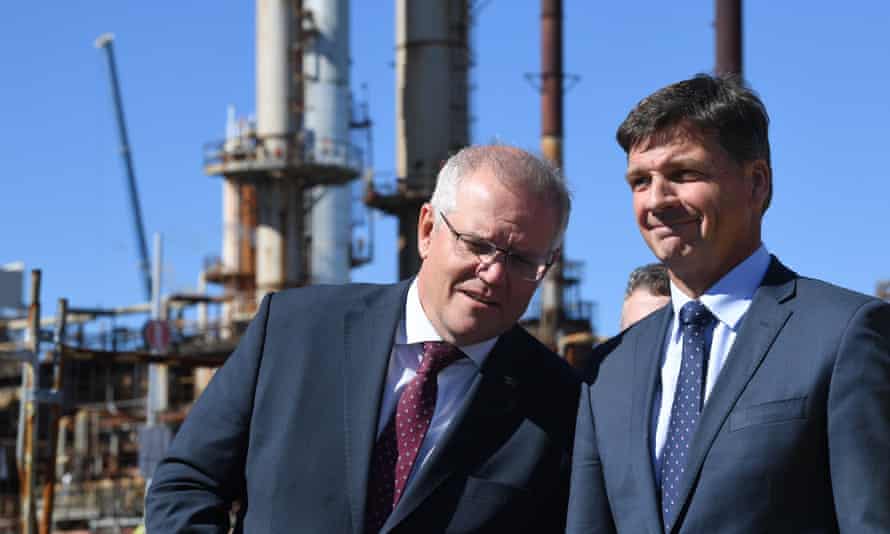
451, 170, 558, 249
626, 125, 729, 173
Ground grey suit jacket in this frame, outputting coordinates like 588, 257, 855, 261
567, 258, 890, 533
146, 280, 580, 533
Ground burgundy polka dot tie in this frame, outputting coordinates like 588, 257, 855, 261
364, 341, 464, 533
660, 300, 715, 530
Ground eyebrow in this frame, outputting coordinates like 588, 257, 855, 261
444, 212, 550, 260
625, 156, 706, 180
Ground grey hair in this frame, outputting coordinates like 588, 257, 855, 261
428, 144, 571, 249
625, 263, 671, 298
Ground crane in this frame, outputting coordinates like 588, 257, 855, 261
95, 33, 152, 301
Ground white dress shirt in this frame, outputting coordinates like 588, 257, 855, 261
375, 279, 498, 487
652, 245, 771, 480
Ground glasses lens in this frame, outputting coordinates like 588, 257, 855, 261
460, 237, 495, 258
499, 256, 540, 281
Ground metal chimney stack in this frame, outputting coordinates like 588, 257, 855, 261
537, 0, 564, 349
715, 0, 743, 76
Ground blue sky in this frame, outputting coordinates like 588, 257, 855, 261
3, 2, 889, 335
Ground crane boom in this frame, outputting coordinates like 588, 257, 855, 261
95, 33, 152, 301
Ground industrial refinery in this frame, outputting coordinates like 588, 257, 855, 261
2, 0, 888, 532
1, 1, 594, 531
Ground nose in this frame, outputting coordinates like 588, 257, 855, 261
646, 175, 675, 210
476, 252, 509, 286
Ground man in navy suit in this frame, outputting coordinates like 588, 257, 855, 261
567, 74, 890, 533
146, 145, 581, 533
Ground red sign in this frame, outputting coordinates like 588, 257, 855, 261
143, 320, 171, 352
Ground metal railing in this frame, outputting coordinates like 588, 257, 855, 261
364, 171, 435, 197
203, 131, 364, 173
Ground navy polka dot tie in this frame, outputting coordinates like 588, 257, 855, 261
660, 301, 715, 530
364, 342, 464, 533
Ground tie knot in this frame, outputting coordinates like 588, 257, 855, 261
419, 342, 464, 376
679, 300, 714, 327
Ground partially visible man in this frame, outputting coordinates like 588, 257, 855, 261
146, 145, 581, 533
568, 75, 890, 533
620, 263, 670, 329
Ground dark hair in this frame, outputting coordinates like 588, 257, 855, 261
617, 73, 772, 212
625, 263, 670, 298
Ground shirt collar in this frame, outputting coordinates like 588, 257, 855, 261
397, 278, 497, 368
670, 244, 771, 331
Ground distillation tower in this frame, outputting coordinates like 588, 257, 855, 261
204, 0, 366, 330
365, 0, 471, 279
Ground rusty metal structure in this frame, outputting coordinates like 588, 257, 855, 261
520, 0, 594, 355
0, 0, 612, 529
0, 270, 232, 533
204, 0, 369, 335
715, 0, 743, 76
536, 0, 565, 349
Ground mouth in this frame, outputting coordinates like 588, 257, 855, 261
648, 216, 699, 234
459, 289, 499, 308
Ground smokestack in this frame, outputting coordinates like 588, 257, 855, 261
537, 0, 564, 349
715, 0, 743, 76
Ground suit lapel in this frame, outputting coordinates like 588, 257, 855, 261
671, 258, 796, 531
343, 280, 411, 534
630, 306, 674, 534
383, 326, 524, 531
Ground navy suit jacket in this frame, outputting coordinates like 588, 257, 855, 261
146, 280, 580, 533
567, 258, 890, 533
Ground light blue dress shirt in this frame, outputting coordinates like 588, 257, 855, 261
652, 245, 771, 481
376, 279, 498, 487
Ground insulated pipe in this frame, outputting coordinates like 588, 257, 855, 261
254, 0, 303, 301
305, 0, 353, 284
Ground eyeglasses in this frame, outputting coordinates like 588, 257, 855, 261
438, 211, 553, 282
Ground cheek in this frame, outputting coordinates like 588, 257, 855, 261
508, 285, 538, 314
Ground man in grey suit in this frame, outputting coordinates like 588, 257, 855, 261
567, 74, 890, 533
146, 145, 581, 533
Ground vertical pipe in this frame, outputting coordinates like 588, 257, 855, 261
73, 411, 88, 481
715, 0, 743, 76
239, 183, 257, 315
39, 298, 67, 534
197, 271, 208, 338
255, 0, 302, 302
194, 272, 214, 397
306, 0, 353, 284
255, 182, 285, 302
396, 0, 465, 279
256, 0, 295, 155
447, 0, 471, 154
221, 179, 239, 328
95, 35, 152, 301
147, 233, 167, 427
19, 270, 40, 534
538, 0, 564, 350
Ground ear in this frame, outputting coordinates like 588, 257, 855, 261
417, 203, 436, 260
748, 159, 771, 212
